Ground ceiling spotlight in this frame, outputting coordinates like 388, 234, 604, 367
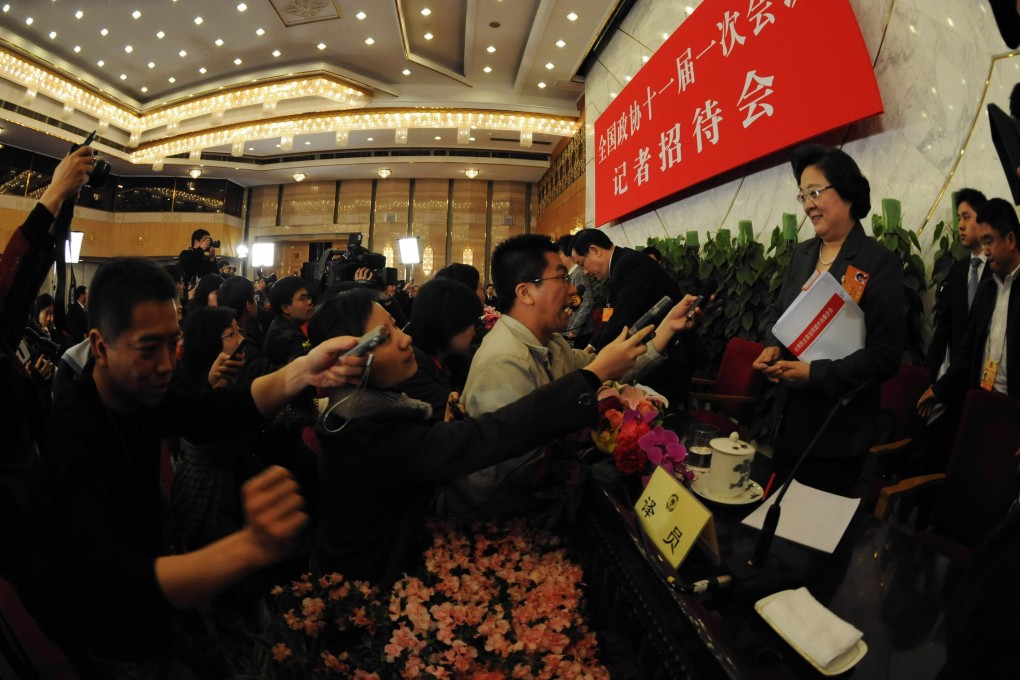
556, 40, 566, 48
100, 27, 107, 35
156, 30, 165, 39
356, 11, 366, 20
147, 61, 155, 68
365, 37, 375, 45
215, 38, 224, 46
545, 62, 554, 69
567, 12, 578, 21
486, 45, 496, 53
483, 66, 492, 73
465, 169, 479, 179
132, 10, 141, 19
25, 16, 33, 25
424, 32, 433, 40
538, 82, 547, 88
237, 3, 248, 11
199, 67, 207, 74
255, 27, 265, 36
234, 58, 242, 65
194, 16, 203, 25
377, 168, 392, 179
293, 172, 306, 182
75, 10, 83, 19
421, 7, 431, 16
189, 169, 202, 179
179, 50, 187, 57
124, 45, 133, 53
317, 42, 326, 49
272, 49, 281, 57
402, 68, 411, 75
49, 31, 57, 39
74, 45, 81, 52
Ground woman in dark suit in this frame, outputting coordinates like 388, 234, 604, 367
752, 144, 905, 495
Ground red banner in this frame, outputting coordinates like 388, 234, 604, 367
593, 0, 882, 226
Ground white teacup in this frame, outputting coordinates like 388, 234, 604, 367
707, 432, 755, 498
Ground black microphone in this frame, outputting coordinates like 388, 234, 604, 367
627, 295, 672, 340
727, 380, 874, 600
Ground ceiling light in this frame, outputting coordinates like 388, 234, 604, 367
73, 45, 81, 52
555, 40, 565, 48
662, 32, 669, 39
685, 5, 695, 15
147, 61, 155, 68
199, 67, 207, 74
25, 17, 33, 25
234, 58, 242, 65
434, 135, 442, 140
132, 10, 141, 19
179, 50, 187, 57
189, 169, 202, 178
119, 74, 127, 80
642, 55, 650, 63
100, 27, 107, 35
317, 42, 326, 49
2, 5, 9, 13
49, 31, 57, 39
356, 11, 366, 20
168, 77, 176, 83
97, 60, 104, 67
486, 45, 496, 53
293, 172, 306, 182
402, 68, 411, 75
256, 27, 265, 36
194, 16, 203, 25
421, 7, 431, 16
272, 50, 281, 57
140, 86, 148, 92
304, 141, 311, 145
247, 146, 254, 151
545, 62, 554, 69
365, 37, 375, 45
156, 30, 165, 38
538, 82, 546, 88
483, 66, 492, 73
367, 137, 374, 141
464, 168, 479, 179
237, 3, 248, 11
469, 136, 476, 141
124, 45, 133, 52
377, 168, 392, 179
424, 32, 433, 40
75, 10, 83, 19
567, 12, 578, 20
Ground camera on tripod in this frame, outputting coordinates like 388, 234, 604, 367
312, 234, 398, 290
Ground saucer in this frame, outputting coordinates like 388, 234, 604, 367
691, 476, 764, 505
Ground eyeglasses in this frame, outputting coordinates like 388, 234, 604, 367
295, 294, 313, 303
796, 185, 834, 204
528, 274, 571, 284
220, 328, 245, 340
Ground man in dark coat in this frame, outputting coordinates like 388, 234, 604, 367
65, 285, 88, 344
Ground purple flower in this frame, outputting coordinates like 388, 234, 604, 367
638, 426, 687, 475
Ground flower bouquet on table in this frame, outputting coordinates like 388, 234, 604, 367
481, 305, 502, 331
585, 382, 694, 488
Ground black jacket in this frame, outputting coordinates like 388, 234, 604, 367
177, 247, 217, 283
263, 314, 308, 366
65, 301, 88, 344
926, 256, 991, 380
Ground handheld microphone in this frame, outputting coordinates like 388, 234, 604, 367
627, 295, 673, 340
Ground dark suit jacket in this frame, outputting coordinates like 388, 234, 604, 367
934, 274, 1020, 402
64, 301, 87, 344
768, 222, 906, 459
925, 255, 991, 380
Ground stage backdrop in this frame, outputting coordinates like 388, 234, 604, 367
593, 0, 882, 227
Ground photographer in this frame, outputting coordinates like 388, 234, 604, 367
178, 229, 219, 283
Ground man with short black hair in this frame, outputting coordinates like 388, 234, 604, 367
65, 285, 88, 343
264, 275, 315, 365
555, 234, 594, 349
42, 257, 364, 673
178, 228, 218, 283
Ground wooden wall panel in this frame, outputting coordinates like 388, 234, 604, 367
280, 180, 335, 227
411, 178, 449, 282
536, 175, 585, 237
450, 179, 489, 283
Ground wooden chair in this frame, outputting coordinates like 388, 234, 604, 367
874, 389, 1020, 563
687, 337, 765, 437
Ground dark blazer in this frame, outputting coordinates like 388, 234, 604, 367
64, 301, 88, 344
263, 314, 308, 366
926, 256, 991, 380
768, 222, 905, 460
934, 274, 1020, 402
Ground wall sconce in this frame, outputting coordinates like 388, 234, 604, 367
189, 168, 202, 179
377, 168, 392, 179
464, 168, 479, 179
293, 172, 306, 182
462, 247, 474, 266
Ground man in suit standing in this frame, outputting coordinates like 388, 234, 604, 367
570, 228, 704, 405
920, 198, 1020, 412
65, 285, 88, 344
925, 188, 991, 382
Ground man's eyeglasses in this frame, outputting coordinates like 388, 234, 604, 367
796, 185, 834, 204
220, 328, 245, 340
528, 274, 571, 284
296, 294, 313, 303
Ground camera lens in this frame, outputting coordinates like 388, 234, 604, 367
210, 239, 221, 249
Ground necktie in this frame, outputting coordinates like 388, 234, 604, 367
967, 258, 981, 309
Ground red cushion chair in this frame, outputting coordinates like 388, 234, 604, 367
687, 337, 765, 437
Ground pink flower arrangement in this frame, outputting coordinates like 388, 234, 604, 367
255, 521, 609, 679
482, 305, 502, 331
586, 382, 692, 486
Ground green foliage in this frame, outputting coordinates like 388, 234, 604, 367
929, 219, 969, 330
871, 199, 927, 364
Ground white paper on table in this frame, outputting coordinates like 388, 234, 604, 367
742, 481, 860, 554
772, 271, 865, 363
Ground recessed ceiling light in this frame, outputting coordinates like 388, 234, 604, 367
215, 38, 224, 46
486, 45, 496, 53
538, 82, 546, 88
140, 86, 148, 93
124, 45, 133, 52
317, 42, 326, 49
49, 31, 57, 39
469, 136, 476, 141
402, 68, 411, 75
555, 39, 565, 48
424, 32, 433, 40
365, 37, 375, 45
248, 146, 254, 151
234, 58, 242, 65
96, 60, 104, 67
274, 144, 280, 148
434, 135, 442, 140
132, 10, 141, 19
304, 141, 311, 146
147, 61, 155, 68
194, 16, 203, 25
25, 17, 33, 25
75, 10, 83, 19
367, 137, 374, 141
255, 27, 265, 36
119, 74, 127, 80
168, 77, 176, 83
483, 66, 492, 73
156, 30, 165, 39
2, 4, 10, 11
421, 7, 431, 16
237, 3, 247, 11
179, 50, 187, 57
99, 27, 108, 35
73, 45, 81, 52
567, 12, 578, 21
199, 67, 207, 74
545, 62, 554, 69
355, 11, 366, 20
272, 49, 281, 57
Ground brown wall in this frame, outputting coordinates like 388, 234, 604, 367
535, 174, 585, 237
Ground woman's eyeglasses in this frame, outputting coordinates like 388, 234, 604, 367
796, 185, 834, 204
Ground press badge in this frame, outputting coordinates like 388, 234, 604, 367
980, 359, 999, 391
602, 307, 615, 322
842, 265, 870, 304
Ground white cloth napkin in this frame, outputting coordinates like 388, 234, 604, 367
759, 587, 863, 668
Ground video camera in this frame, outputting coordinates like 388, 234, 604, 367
314, 234, 399, 290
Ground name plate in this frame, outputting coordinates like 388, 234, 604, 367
635, 466, 719, 569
